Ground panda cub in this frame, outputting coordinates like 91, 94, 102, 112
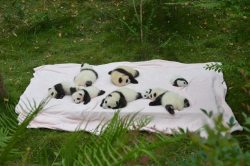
149, 91, 190, 115
143, 88, 166, 100
74, 63, 98, 87
72, 86, 105, 104
48, 82, 78, 99
171, 76, 188, 87
108, 66, 139, 87
100, 87, 142, 109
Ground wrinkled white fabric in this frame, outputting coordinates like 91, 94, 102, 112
15, 60, 243, 137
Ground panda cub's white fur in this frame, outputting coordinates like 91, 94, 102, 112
149, 90, 190, 115
108, 66, 139, 87
74, 63, 98, 87
100, 87, 142, 109
143, 88, 166, 100
48, 81, 78, 99
72, 86, 105, 104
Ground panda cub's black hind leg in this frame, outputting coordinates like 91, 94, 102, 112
134, 70, 140, 78
184, 98, 190, 108
165, 105, 175, 115
130, 77, 138, 84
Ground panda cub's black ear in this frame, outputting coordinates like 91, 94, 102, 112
81, 64, 84, 67
98, 90, 105, 96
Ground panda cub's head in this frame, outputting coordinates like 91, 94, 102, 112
48, 87, 57, 98
172, 77, 188, 87
143, 88, 166, 100
100, 92, 120, 109
117, 75, 130, 86
72, 90, 85, 104
108, 66, 139, 87
108, 71, 131, 87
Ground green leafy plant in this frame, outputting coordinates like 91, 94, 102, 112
50, 112, 157, 166
187, 110, 250, 166
0, 97, 50, 165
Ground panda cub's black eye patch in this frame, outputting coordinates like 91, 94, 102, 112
105, 101, 107, 104
126, 79, 128, 83
154, 93, 157, 97
79, 93, 83, 96
119, 77, 122, 83
51, 92, 54, 96
77, 98, 80, 100
108, 106, 111, 108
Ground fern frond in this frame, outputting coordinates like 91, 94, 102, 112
0, 97, 50, 165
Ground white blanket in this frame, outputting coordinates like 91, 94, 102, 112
15, 60, 243, 137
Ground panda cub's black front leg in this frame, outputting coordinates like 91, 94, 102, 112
55, 92, 65, 99
149, 94, 163, 106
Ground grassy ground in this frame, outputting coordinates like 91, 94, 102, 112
0, 0, 249, 165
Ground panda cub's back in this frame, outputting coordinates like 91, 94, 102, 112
162, 91, 185, 110
74, 70, 97, 86
61, 81, 75, 95
117, 88, 138, 102
118, 66, 138, 77
82, 86, 100, 98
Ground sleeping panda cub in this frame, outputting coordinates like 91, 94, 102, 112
108, 66, 139, 87
100, 88, 142, 109
48, 82, 78, 99
149, 91, 190, 115
143, 88, 166, 100
171, 76, 188, 87
72, 86, 105, 104
74, 63, 98, 87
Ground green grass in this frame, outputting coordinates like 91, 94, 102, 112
0, 0, 249, 165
